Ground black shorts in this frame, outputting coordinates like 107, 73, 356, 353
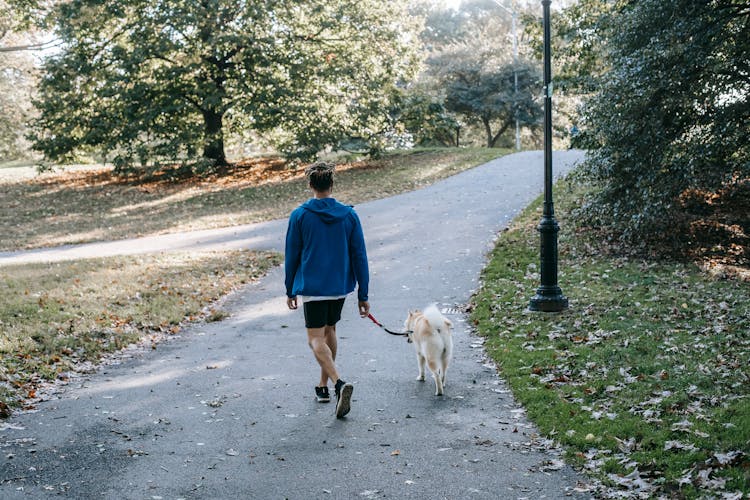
303, 298, 346, 329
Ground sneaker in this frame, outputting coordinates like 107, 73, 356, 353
334, 379, 353, 419
315, 386, 330, 403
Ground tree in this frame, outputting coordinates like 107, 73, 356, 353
395, 89, 459, 147
437, 43, 542, 147
515, 0, 617, 147
30, 0, 421, 169
522, 0, 614, 95
413, 0, 543, 148
575, 0, 750, 253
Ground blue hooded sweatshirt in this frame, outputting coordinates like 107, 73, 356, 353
285, 197, 369, 301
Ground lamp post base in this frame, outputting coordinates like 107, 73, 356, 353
529, 287, 568, 312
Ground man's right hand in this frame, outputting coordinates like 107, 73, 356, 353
287, 296, 298, 310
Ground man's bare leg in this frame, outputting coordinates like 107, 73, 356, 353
309, 325, 351, 417
319, 325, 337, 387
308, 327, 339, 386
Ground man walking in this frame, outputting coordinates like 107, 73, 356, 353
285, 162, 370, 418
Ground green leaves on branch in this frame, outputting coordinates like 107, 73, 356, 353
438, 49, 542, 148
417, 1, 543, 149
522, 0, 616, 95
566, 0, 749, 257
30, 0, 421, 168
394, 92, 460, 147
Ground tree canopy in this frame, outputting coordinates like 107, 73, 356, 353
522, 0, 614, 96
393, 90, 460, 147
437, 44, 541, 148
570, 0, 749, 259
30, 0, 421, 168
414, 0, 543, 148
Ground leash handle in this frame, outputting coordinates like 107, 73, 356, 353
367, 313, 383, 327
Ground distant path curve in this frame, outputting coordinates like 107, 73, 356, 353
0, 150, 582, 266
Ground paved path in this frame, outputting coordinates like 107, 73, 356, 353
0, 150, 590, 499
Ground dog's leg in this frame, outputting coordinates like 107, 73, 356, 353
426, 359, 444, 396
416, 353, 426, 381
441, 347, 451, 387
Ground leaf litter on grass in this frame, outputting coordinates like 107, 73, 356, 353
470, 181, 750, 498
0, 250, 281, 412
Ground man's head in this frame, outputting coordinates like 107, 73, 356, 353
305, 162, 335, 193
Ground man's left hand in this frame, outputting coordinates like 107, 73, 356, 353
358, 300, 370, 318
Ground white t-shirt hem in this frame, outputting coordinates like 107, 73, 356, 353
299, 294, 348, 303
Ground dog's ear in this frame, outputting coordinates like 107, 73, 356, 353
444, 318, 453, 328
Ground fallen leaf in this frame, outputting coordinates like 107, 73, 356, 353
540, 459, 565, 471
664, 440, 698, 451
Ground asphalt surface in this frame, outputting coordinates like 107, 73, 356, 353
0, 150, 591, 499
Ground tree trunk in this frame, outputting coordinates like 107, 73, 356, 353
484, 116, 513, 148
490, 120, 513, 148
202, 109, 228, 166
482, 117, 493, 148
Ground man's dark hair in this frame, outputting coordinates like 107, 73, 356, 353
305, 162, 335, 192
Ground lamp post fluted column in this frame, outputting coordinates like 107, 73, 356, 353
528, 0, 568, 312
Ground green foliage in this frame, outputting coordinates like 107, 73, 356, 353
0, 58, 34, 161
522, 0, 617, 94
29, 0, 421, 168
393, 90, 459, 147
0, 0, 46, 161
570, 0, 750, 253
417, 0, 543, 148
438, 48, 542, 147
0, 0, 44, 31
520, 0, 618, 147
414, 0, 477, 47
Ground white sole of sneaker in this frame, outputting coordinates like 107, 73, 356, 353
335, 383, 353, 418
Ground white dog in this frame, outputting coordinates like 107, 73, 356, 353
404, 305, 453, 396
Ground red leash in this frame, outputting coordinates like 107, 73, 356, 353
366, 313, 411, 337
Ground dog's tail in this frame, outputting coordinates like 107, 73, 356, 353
422, 304, 452, 334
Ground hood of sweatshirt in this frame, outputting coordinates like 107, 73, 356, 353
300, 198, 353, 224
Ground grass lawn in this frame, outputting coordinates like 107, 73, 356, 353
0, 148, 506, 251
0, 250, 281, 410
470, 178, 750, 498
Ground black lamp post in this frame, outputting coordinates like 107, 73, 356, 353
528, 0, 568, 312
